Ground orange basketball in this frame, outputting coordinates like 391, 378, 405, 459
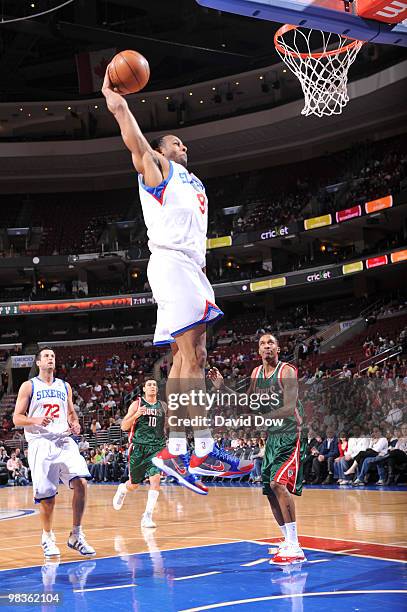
108, 50, 150, 95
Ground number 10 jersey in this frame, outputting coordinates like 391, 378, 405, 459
129, 397, 166, 447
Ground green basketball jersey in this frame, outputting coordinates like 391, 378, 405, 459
130, 397, 166, 446
251, 361, 304, 434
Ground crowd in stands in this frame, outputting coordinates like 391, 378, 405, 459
52, 341, 161, 426
1, 136, 405, 262
327, 138, 407, 212
212, 134, 406, 236
1, 296, 406, 487
2, 410, 406, 487
0, 446, 30, 486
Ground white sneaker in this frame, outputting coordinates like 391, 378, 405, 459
41, 532, 60, 558
376, 479, 385, 485
141, 512, 156, 528
67, 530, 96, 556
268, 540, 288, 556
270, 544, 307, 565
113, 483, 128, 510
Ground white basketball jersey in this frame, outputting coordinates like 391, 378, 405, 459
138, 160, 208, 268
24, 377, 70, 443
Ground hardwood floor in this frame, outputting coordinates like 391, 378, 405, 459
1, 483, 406, 570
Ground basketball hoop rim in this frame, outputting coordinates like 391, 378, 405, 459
274, 24, 364, 60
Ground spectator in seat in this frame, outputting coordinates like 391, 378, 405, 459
230, 431, 239, 449
90, 448, 104, 481
302, 430, 322, 484
102, 445, 116, 481
1, 416, 12, 433
333, 431, 348, 482
234, 439, 247, 458
6, 451, 29, 485
90, 419, 101, 436
339, 365, 352, 379
87, 449, 96, 477
367, 364, 379, 376
20, 448, 31, 482
7, 451, 20, 481
384, 422, 407, 485
110, 445, 125, 481
78, 436, 90, 454
250, 437, 264, 482
385, 401, 403, 427
312, 427, 339, 484
0, 446, 9, 462
337, 425, 369, 484
347, 426, 389, 485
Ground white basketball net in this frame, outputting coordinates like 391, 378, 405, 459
275, 25, 365, 117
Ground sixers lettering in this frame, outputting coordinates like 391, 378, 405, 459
103, 67, 252, 494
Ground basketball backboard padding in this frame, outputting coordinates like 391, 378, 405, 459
196, 0, 407, 46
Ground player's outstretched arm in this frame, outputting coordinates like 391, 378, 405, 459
121, 400, 146, 432
13, 381, 52, 428
101, 66, 169, 184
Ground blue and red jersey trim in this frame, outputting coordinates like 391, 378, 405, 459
153, 338, 176, 346
171, 300, 224, 337
138, 161, 174, 206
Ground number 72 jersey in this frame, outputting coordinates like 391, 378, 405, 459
24, 376, 70, 442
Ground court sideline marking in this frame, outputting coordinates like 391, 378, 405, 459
1, 534, 406, 573
179, 590, 407, 612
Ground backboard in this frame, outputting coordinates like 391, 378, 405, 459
196, 0, 407, 46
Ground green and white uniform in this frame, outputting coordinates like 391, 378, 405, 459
128, 397, 166, 484
251, 362, 307, 497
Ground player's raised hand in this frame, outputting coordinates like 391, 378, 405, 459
135, 404, 147, 418
207, 367, 224, 389
102, 65, 126, 113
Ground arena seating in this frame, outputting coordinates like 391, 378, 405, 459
1, 135, 405, 257
301, 312, 407, 373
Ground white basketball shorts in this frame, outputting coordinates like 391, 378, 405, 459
147, 248, 223, 346
27, 436, 90, 501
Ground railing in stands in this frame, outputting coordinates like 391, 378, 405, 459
358, 345, 402, 374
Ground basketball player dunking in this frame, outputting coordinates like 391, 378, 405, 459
113, 379, 208, 526
209, 334, 307, 565
102, 68, 252, 492
13, 347, 95, 558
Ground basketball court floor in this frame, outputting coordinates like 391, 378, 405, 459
1, 483, 406, 611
